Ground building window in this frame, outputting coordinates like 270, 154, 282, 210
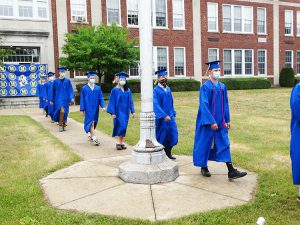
297, 51, 300, 74
0, 1, 13, 17
258, 50, 267, 75
18, 0, 33, 18
157, 47, 168, 71
173, 0, 184, 29
129, 63, 140, 77
223, 49, 253, 76
174, 48, 185, 76
257, 8, 266, 34
207, 2, 218, 32
154, 0, 167, 27
223, 5, 231, 32
285, 10, 293, 36
127, 0, 138, 26
222, 4, 253, 33
107, 0, 120, 25
3, 47, 40, 63
285, 50, 293, 68
71, 0, 87, 23
297, 11, 300, 36
208, 48, 219, 62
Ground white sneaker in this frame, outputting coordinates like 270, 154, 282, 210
59, 126, 63, 132
88, 135, 92, 141
93, 138, 100, 146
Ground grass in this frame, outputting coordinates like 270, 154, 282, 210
1, 88, 299, 224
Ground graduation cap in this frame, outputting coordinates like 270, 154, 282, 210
86, 71, 97, 78
115, 72, 129, 79
155, 69, 168, 77
58, 67, 67, 72
48, 72, 55, 77
205, 60, 221, 70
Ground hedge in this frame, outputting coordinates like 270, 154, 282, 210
295, 76, 300, 86
279, 68, 295, 87
219, 78, 271, 90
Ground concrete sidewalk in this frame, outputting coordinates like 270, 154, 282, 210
0, 108, 257, 221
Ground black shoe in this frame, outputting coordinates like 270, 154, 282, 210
116, 144, 123, 150
228, 169, 247, 181
201, 167, 211, 177
121, 144, 127, 150
165, 148, 176, 160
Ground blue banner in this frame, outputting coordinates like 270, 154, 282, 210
0, 64, 47, 97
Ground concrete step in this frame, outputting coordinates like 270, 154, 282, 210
0, 97, 39, 109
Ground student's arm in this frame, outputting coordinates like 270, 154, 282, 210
153, 89, 168, 119
80, 87, 85, 113
224, 85, 230, 123
129, 89, 135, 114
99, 87, 105, 109
292, 85, 300, 121
199, 85, 216, 126
107, 89, 116, 116
170, 89, 176, 117
68, 80, 74, 104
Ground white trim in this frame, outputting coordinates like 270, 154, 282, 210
126, 0, 139, 27
153, 46, 169, 76
152, 0, 168, 29
285, 50, 294, 68
297, 11, 300, 37
208, 48, 219, 62
257, 7, 267, 35
172, 0, 185, 30
106, 0, 121, 26
285, 10, 294, 36
257, 49, 267, 76
296, 51, 300, 75
70, 0, 88, 23
74, 70, 87, 79
207, 2, 218, 32
174, 47, 186, 77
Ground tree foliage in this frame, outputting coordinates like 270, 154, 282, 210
0, 36, 11, 67
60, 24, 139, 84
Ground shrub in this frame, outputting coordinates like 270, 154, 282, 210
295, 76, 300, 86
279, 68, 295, 87
219, 78, 271, 90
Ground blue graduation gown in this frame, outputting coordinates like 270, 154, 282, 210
45, 80, 54, 117
193, 80, 232, 167
290, 83, 300, 185
80, 84, 105, 133
107, 87, 135, 137
153, 85, 178, 147
52, 78, 74, 123
36, 83, 44, 108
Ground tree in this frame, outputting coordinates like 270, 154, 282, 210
60, 24, 139, 84
279, 67, 295, 87
0, 36, 11, 67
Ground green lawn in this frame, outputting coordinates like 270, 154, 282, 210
1, 88, 299, 225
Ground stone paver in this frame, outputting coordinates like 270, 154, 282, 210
0, 108, 258, 221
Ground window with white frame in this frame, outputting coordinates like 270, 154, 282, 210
207, 2, 218, 32
0, 0, 48, 20
285, 10, 293, 36
3, 47, 40, 63
173, 0, 184, 29
257, 8, 266, 34
155, 0, 167, 27
127, 0, 138, 26
74, 69, 87, 78
223, 49, 253, 76
222, 4, 253, 33
285, 50, 293, 68
157, 47, 168, 71
297, 51, 300, 74
71, 0, 87, 23
208, 48, 219, 62
258, 50, 267, 75
107, 0, 120, 25
174, 48, 185, 76
297, 11, 300, 36
129, 63, 140, 77
223, 5, 231, 32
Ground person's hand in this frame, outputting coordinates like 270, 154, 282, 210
70, 99, 75, 106
227, 123, 231, 130
210, 123, 218, 130
50, 101, 53, 105
112, 114, 116, 119
164, 116, 171, 121
102, 108, 106, 112
132, 113, 135, 118
81, 111, 84, 116
45, 100, 48, 102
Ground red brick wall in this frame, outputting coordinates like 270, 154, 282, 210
201, 0, 274, 78
101, 0, 194, 77
279, 5, 300, 75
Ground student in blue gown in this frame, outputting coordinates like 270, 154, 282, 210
36, 77, 46, 112
80, 71, 106, 146
45, 72, 55, 122
290, 82, 300, 202
193, 60, 247, 181
50, 67, 74, 132
107, 72, 135, 150
153, 69, 178, 160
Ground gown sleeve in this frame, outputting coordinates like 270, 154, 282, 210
129, 89, 135, 114
224, 85, 230, 123
107, 89, 116, 115
200, 84, 216, 126
36, 83, 40, 97
80, 86, 86, 112
291, 85, 300, 121
68, 80, 74, 102
153, 88, 168, 119
170, 89, 176, 117
99, 87, 105, 109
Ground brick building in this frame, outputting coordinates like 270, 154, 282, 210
1, 0, 300, 86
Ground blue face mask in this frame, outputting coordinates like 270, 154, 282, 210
212, 71, 220, 80
119, 80, 126, 86
60, 73, 65, 79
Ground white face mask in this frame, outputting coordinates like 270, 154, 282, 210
119, 80, 126, 86
212, 71, 220, 80
60, 73, 65, 79
49, 77, 54, 81
89, 78, 95, 84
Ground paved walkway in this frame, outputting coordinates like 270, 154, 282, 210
0, 108, 257, 221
